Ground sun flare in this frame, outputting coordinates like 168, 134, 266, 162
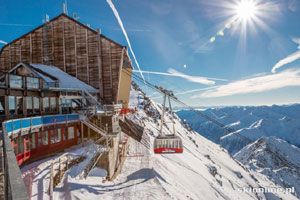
235, 0, 257, 21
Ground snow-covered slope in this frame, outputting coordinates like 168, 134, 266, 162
22, 83, 299, 199
177, 105, 300, 154
234, 136, 300, 198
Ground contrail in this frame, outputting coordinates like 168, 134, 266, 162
0, 23, 32, 27
133, 69, 228, 83
271, 50, 300, 73
151, 86, 218, 100
0, 40, 7, 45
106, 0, 146, 85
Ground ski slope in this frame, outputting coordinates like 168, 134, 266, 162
20, 83, 298, 199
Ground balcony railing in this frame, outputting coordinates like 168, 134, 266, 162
3, 114, 79, 139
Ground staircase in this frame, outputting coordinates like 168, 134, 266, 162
81, 89, 103, 110
82, 119, 107, 138
82, 151, 104, 179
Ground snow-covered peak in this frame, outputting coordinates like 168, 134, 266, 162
235, 136, 300, 198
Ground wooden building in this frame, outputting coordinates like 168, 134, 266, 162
0, 13, 133, 106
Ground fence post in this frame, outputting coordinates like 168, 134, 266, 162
59, 158, 61, 180
66, 156, 69, 170
49, 163, 54, 200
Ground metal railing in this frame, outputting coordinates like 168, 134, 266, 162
3, 114, 79, 139
1, 129, 29, 200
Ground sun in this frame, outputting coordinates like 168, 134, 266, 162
235, 0, 257, 21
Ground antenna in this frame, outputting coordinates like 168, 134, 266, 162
63, 0, 68, 15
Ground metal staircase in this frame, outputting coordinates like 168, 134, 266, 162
81, 119, 107, 138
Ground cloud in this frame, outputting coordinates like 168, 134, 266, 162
270, 37, 300, 73
133, 68, 228, 85
106, 0, 146, 84
192, 69, 300, 98
168, 68, 215, 85
0, 40, 7, 45
292, 37, 300, 49
271, 51, 300, 73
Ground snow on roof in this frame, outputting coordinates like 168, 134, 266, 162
30, 63, 98, 93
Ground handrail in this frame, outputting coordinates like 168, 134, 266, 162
3, 114, 79, 138
1, 127, 29, 200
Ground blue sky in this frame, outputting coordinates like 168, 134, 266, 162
1, 0, 300, 107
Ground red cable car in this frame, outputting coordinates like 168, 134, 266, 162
153, 87, 183, 154
154, 135, 183, 154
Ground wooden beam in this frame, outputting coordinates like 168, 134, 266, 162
97, 34, 103, 99
74, 23, 78, 78
41, 38, 43, 64
85, 29, 89, 84
51, 22, 55, 65
9, 44, 11, 68
19, 45, 22, 62
62, 19, 66, 71
109, 42, 113, 90
116, 48, 125, 103
30, 33, 32, 63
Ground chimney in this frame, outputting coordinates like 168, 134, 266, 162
97, 28, 101, 35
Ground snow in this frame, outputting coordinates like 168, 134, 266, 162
30, 63, 98, 92
21, 82, 298, 199
177, 104, 300, 154
235, 136, 300, 198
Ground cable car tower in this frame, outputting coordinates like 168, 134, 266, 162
153, 86, 183, 154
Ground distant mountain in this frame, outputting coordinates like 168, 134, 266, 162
234, 136, 300, 198
177, 104, 300, 154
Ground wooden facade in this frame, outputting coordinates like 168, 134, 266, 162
0, 14, 133, 105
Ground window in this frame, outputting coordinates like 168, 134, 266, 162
50, 129, 61, 144
12, 139, 17, 155
0, 75, 5, 86
33, 97, 40, 113
42, 131, 48, 145
30, 134, 36, 149
10, 75, 23, 88
50, 97, 56, 112
25, 136, 30, 152
38, 132, 42, 147
26, 97, 33, 114
0, 96, 5, 115
9, 96, 15, 115
61, 99, 72, 114
68, 127, 75, 139
26, 77, 39, 89
62, 128, 67, 141
18, 136, 24, 155
16, 97, 23, 115
43, 97, 50, 113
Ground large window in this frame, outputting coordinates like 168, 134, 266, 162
9, 96, 15, 115
26, 77, 39, 89
33, 97, 40, 113
0, 96, 5, 115
50, 97, 56, 112
68, 127, 75, 139
30, 134, 36, 150
51, 129, 61, 144
17, 136, 24, 155
42, 131, 48, 145
10, 75, 23, 88
16, 97, 23, 115
43, 97, 50, 113
26, 97, 33, 114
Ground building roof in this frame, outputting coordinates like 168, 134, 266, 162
9, 62, 98, 93
0, 13, 125, 54
29, 63, 99, 93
